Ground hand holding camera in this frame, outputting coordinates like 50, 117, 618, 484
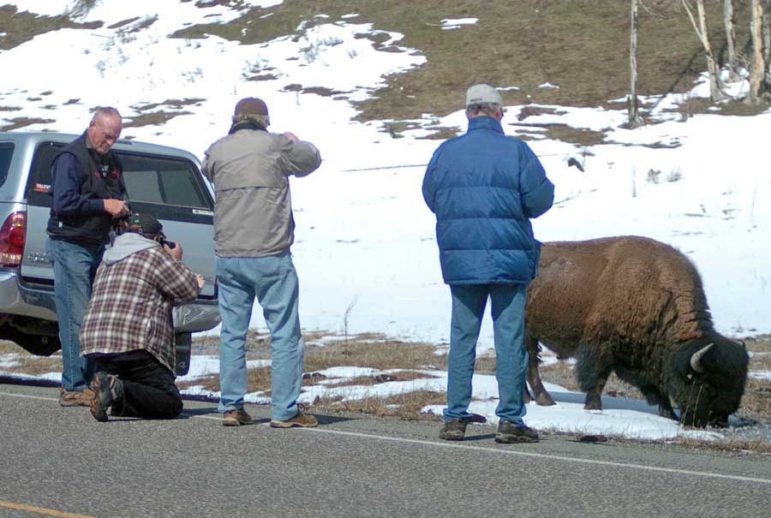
163, 239, 183, 261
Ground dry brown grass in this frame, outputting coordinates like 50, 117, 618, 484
131, 98, 206, 111
736, 335, 771, 422
313, 390, 445, 420
0, 117, 56, 131
3, 1, 767, 139
0, 340, 61, 375
323, 371, 436, 389
0, 5, 101, 50
4, 328, 769, 451
303, 338, 445, 373
671, 435, 771, 454
166, 0, 764, 137
123, 111, 193, 128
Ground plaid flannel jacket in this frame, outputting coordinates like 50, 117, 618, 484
80, 246, 200, 372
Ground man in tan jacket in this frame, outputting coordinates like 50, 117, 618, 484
203, 97, 321, 427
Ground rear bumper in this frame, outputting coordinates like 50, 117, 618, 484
172, 299, 221, 333
0, 270, 221, 333
0, 271, 57, 321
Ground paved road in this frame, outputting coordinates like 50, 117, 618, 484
1, 383, 770, 518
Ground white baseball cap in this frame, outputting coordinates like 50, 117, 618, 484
465, 84, 502, 107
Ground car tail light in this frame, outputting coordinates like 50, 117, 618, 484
0, 211, 26, 267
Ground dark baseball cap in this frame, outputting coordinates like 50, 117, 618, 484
233, 97, 269, 117
127, 212, 164, 237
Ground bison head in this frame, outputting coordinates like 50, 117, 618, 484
667, 336, 749, 427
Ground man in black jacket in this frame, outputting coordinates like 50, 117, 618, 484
46, 107, 129, 406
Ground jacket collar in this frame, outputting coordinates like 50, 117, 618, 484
467, 115, 504, 134
228, 120, 266, 134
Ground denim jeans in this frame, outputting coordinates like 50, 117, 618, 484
93, 351, 182, 419
47, 238, 102, 391
216, 252, 304, 421
444, 284, 529, 424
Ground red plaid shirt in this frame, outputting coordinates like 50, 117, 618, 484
80, 246, 200, 372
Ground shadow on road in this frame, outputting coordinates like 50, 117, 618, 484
315, 413, 355, 425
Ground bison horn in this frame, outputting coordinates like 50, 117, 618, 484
690, 343, 714, 374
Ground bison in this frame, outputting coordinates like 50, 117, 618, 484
524, 236, 748, 427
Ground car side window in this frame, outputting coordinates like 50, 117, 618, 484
0, 143, 14, 188
120, 154, 209, 209
26, 143, 213, 222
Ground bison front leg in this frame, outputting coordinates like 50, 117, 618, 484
575, 344, 613, 411
525, 335, 556, 406
655, 392, 678, 421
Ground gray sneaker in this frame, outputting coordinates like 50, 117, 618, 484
495, 421, 539, 444
89, 373, 123, 422
439, 418, 468, 441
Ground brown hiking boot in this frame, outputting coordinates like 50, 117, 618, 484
270, 405, 318, 428
223, 409, 252, 427
495, 421, 539, 444
59, 387, 95, 407
439, 418, 468, 441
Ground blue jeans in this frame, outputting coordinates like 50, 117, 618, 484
444, 284, 529, 424
47, 238, 102, 391
216, 252, 304, 421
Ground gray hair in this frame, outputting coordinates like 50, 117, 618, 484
466, 102, 501, 118
91, 106, 122, 123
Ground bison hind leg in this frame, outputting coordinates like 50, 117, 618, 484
525, 336, 556, 406
575, 343, 613, 411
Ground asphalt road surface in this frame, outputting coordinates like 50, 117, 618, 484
1, 383, 770, 518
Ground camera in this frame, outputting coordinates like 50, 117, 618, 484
160, 238, 177, 250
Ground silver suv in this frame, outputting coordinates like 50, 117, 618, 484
0, 131, 219, 374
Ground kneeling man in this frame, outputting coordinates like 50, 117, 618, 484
80, 213, 203, 421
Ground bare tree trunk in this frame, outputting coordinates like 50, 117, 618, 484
682, 0, 724, 100
628, 0, 643, 127
764, 0, 770, 87
749, 0, 765, 102
724, 0, 738, 76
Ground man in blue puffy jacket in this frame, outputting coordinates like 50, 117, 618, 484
422, 84, 554, 443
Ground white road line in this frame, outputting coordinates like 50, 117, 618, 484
0, 392, 59, 402
3, 390, 770, 485
299, 426, 771, 485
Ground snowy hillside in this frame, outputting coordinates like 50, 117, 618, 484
1, 0, 769, 347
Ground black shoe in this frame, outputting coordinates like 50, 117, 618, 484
439, 418, 468, 441
90, 373, 123, 422
495, 421, 539, 444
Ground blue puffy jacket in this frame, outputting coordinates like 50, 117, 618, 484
422, 116, 554, 285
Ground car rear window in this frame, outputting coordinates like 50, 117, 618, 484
0, 143, 13, 187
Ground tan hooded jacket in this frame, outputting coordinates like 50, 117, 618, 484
202, 127, 321, 257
